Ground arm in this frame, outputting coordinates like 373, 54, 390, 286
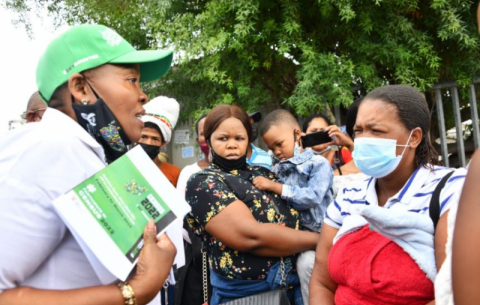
281, 159, 333, 210
205, 200, 318, 257
309, 224, 339, 304
452, 151, 480, 304
0, 221, 176, 305
434, 210, 449, 271
252, 176, 283, 196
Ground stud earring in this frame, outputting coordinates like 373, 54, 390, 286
81, 99, 88, 105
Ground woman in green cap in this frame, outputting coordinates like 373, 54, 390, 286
0, 24, 176, 305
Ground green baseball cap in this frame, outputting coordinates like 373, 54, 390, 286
36, 24, 173, 103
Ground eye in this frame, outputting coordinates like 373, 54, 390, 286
236, 136, 245, 141
128, 78, 138, 84
276, 142, 283, 147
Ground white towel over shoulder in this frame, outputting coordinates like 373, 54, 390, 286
333, 205, 436, 282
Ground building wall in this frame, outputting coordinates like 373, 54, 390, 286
165, 121, 202, 170
165, 119, 268, 170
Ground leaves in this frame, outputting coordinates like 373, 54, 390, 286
6, 0, 480, 121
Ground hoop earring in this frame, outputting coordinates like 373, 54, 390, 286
81, 99, 88, 105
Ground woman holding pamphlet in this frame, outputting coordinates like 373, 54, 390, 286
0, 24, 176, 305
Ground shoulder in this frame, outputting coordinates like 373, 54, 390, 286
302, 153, 332, 173
188, 166, 224, 185
161, 162, 180, 172
423, 165, 467, 187
249, 165, 278, 180
337, 175, 371, 198
179, 163, 200, 178
310, 153, 332, 166
333, 173, 369, 196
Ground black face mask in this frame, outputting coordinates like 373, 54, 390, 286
251, 123, 259, 142
137, 143, 161, 160
72, 83, 131, 164
208, 141, 247, 172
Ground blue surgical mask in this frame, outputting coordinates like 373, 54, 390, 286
352, 131, 413, 178
312, 146, 331, 156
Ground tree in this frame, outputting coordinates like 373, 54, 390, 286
5, 0, 480, 120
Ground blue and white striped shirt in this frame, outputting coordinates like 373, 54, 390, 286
325, 165, 467, 230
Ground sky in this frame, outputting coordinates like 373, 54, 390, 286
0, 6, 69, 135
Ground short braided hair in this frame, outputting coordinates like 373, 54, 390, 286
363, 85, 440, 168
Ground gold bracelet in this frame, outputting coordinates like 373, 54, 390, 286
117, 281, 137, 305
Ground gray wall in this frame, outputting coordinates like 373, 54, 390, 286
165, 117, 269, 170
165, 120, 202, 170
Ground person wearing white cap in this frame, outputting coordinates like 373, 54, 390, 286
139, 96, 181, 186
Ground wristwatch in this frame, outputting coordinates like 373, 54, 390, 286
117, 282, 137, 305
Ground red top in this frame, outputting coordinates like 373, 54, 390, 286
331, 147, 353, 165
159, 162, 181, 187
328, 225, 434, 305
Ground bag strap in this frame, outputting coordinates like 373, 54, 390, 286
202, 246, 209, 305
429, 171, 454, 231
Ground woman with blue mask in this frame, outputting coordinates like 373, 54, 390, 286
309, 85, 467, 305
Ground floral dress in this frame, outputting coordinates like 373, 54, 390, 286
186, 163, 300, 280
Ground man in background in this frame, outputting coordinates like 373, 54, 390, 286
139, 96, 181, 186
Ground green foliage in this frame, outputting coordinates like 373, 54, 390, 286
5, 0, 480, 119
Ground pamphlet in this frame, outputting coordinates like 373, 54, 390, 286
53, 146, 191, 283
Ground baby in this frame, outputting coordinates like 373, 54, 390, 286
253, 109, 333, 305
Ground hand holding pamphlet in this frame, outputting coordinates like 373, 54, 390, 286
53, 146, 191, 284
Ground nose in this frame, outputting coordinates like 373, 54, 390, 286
226, 139, 238, 149
139, 87, 148, 105
274, 147, 281, 157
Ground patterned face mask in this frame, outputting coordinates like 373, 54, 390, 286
72, 83, 131, 163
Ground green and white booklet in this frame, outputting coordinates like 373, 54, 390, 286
53, 146, 191, 284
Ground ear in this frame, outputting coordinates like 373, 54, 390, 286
295, 129, 302, 142
409, 127, 423, 149
67, 73, 91, 104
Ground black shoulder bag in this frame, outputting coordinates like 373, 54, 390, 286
429, 171, 454, 231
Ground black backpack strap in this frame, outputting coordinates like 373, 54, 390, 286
429, 171, 455, 231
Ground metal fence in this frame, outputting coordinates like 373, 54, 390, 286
431, 80, 480, 168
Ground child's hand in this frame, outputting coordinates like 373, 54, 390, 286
253, 176, 275, 191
